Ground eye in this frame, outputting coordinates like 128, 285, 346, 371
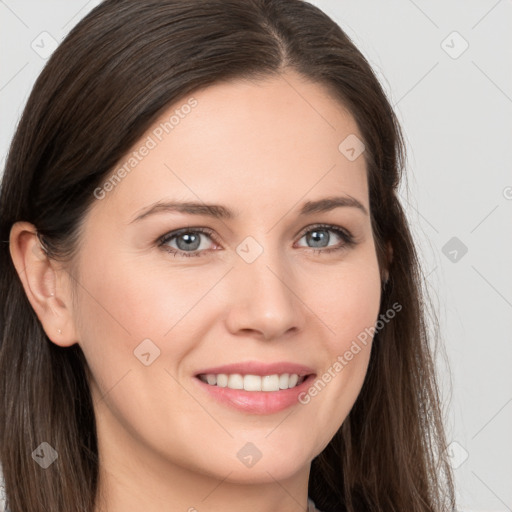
295, 223, 355, 254
158, 227, 218, 258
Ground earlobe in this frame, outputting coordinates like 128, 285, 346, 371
9, 221, 77, 347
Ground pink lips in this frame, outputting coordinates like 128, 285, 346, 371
193, 360, 316, 415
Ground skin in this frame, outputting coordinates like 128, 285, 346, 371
10, 69, 388, 512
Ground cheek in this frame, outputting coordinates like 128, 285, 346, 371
307, 254, 382, 352
331, 274, 381, 350
71, 248, 219, 393
74, 247, 186, 342
70, 250, 165, 394
326, 271, 380, 396
297, 251, 381, 442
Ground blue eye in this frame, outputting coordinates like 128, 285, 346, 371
158, 223, 355, 258
158, 227, 216, 257
296, 224, 355, 254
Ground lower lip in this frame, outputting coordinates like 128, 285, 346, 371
193, 375, 316, 414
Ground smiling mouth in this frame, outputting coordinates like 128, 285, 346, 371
196, 373, 310, 392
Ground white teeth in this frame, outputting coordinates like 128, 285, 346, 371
262, 374, 279, 391
227, 374, 244, 389
244, 374, 261, 391
198, 373, 306, 391
216, 374, 228, 387
288, 374, 298, 388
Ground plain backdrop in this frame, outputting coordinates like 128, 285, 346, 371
0, 1, 511, 511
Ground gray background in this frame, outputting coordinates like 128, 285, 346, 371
1, 1, 511, 511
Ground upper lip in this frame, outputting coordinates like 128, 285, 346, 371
195, 361, 316, 378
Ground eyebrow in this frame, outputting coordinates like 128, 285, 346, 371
130, 195, 368, 223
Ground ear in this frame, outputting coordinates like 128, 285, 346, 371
9, 221, 78, 347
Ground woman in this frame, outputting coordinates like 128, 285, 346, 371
0, 1, 456, 511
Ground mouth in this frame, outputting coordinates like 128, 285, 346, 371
192, 361, 316, 414
193, 369, 317, 414
196, 372, 310, 392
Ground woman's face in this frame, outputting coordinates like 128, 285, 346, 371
69, 70, 382, 485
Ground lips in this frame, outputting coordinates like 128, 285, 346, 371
193, 361, 316, 414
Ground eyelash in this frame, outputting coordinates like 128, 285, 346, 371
157, 223, 356, 258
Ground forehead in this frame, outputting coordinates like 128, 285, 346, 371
90, 71, 368, 223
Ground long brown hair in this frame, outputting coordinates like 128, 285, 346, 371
0, 1, 456, 510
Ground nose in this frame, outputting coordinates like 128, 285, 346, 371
224, 244, 305, 341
